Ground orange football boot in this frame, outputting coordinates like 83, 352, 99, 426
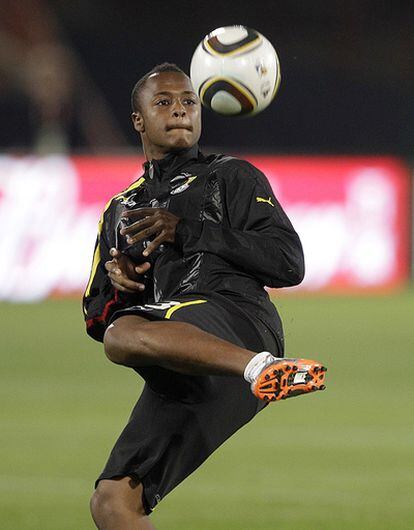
252, 358, 327, 402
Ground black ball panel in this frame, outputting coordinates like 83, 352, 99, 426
199, 78, 258, 115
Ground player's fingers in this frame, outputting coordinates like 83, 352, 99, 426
135, 262, 151, 275
108, 272, 145, 292
104, 259, 119, 273
142, 231, 166, 256
109, 247, 122, 258
108, 270, 144, 289
110, 280, 139, 294
126, 221, 162, 245
120, 216, 154, 236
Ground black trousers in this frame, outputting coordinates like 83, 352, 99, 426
96, 293, 282, 514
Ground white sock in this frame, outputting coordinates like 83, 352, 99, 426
243, 351, 279, 384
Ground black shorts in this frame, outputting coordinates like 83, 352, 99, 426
96, 292, 282, 514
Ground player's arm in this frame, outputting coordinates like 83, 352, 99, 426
175, 162, 304, 288
83, 207, 146, 342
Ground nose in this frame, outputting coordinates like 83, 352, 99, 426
172, 99, 186, 118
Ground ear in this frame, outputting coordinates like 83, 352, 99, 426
131, 112, 145, 133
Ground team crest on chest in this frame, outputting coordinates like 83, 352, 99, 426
170, 173, 198, 195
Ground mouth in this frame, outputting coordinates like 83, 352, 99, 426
166, 125, 193, 132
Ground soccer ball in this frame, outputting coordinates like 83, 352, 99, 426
190, 25, 281, 117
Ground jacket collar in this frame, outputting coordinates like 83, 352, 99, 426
143, 144, 201, 178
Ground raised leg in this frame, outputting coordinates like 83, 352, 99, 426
104, 315, 255, 376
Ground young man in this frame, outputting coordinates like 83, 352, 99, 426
83, 63, 326, 530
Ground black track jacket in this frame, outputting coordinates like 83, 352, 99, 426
83, 144, 305, 346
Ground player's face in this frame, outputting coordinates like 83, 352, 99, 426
132, 72, 202, 160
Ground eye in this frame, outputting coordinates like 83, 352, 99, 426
183, 98, 197, 105
156, 99, 170, 106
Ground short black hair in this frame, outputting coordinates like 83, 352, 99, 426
131, 62, 187, 113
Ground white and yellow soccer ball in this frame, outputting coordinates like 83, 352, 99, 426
190, 25, 281, 117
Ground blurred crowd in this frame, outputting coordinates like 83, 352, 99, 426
1, 0, 413, 154
0, 0, 126, 153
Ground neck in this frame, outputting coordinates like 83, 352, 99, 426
142, 144, 169, 162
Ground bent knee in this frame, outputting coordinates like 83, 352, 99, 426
103, 322, 126, 364
103, 316, 151, 365
90, 477, 146, 523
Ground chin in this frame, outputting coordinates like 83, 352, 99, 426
168, 138, 193, 151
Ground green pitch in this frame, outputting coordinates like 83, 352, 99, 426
1, 291, 413, 530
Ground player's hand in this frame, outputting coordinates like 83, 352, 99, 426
120, 208, 180, 257
105, 248, 151, 293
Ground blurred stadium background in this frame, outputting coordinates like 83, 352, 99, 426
1, 1, 413, 529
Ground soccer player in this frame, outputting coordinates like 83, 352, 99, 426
83, 63, 326, 530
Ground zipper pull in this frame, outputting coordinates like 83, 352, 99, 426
149, 161, 154, 179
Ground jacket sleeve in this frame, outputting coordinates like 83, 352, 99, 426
82, 205, 144, 342
175, 160, 304, 288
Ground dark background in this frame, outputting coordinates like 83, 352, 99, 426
1, 0, 413, 154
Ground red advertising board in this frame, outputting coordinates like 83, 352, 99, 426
248, 156, 411, 292
0, 154, 410, 301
